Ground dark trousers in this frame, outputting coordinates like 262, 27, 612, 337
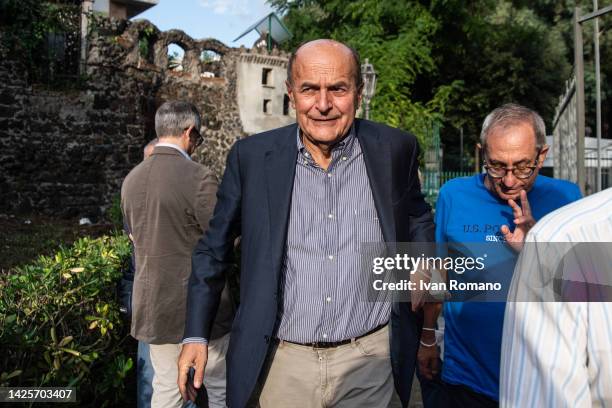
416, 357, 449, 408
417, 359, 498, 408
443, 383, 498, 408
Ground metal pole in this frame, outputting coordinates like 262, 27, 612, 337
268, 15, 272, 53
594, 0, 602, 192
574, 7, 586, 193
80, 0, 93, 75
460, 127, 464, 173
578, 4, 612, 22
475, 144, 480, 174
364, 101, 370, 120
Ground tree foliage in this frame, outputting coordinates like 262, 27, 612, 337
0, 0, 82, 84
269, 0, 461, 149
270, 0, 579, 169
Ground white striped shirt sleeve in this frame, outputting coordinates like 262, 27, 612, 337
500, 188, 612, 408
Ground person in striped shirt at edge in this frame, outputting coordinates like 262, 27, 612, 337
419, 103, 582, 407
501, 187, 612, 407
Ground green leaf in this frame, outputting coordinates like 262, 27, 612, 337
58, 336, 74, 347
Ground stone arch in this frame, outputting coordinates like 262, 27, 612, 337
125, 20, 160, 68
156, 30, 199, 75
196, 39, 230, 78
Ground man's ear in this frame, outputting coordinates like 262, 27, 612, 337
537, 145, 550, 168
183, 125, 194, 140
182, 125, 194, 149
285, 80, 296, 109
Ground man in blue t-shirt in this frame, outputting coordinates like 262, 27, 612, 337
418, 104, 581, 407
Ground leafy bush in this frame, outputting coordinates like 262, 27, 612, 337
105, 194, 124, 229
0, 233, 133, 406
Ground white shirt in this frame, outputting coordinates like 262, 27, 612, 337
500, 188, 612, 408
155, 142, 191, 161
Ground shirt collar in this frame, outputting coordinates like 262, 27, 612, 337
295, 124, 356, 161
155, 142, 191, 161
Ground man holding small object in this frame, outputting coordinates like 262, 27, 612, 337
178, 39, 434, 407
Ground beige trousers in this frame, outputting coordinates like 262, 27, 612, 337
258, 325, 393, 408
149, 334, 230, 408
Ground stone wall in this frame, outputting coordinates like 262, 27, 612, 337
0, 18, 290, 218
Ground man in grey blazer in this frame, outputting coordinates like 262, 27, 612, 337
122, 101, 233, 408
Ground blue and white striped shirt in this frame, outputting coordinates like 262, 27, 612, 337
501, 188, 612, 408
275, 128, 391, 343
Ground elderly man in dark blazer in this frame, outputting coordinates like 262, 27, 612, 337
178, 40, 434, 408
122, 101, 233, 408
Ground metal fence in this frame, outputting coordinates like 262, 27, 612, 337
552, 76, 579, 184
422, 170, 477, 208
585, 143, 612, 194
552, 74, 612, 194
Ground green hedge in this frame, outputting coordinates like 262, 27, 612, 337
0, 233, 134, 406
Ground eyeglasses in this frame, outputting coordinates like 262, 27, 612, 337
483, 148, 541, 179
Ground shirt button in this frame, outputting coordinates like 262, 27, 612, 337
327, 173, 332, 178
322, 333, 328, 339
326, 297, 332, 303
328, 213, 334, 219
342, 156, 347, 161
328, 255, 334, 260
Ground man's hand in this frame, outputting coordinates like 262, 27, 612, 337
501, 190, 535, 252
177, 343, 208, 402
410, 267, 430, 311
417, 330, 439, 380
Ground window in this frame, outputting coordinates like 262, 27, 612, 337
262, 68, 273, 86
263, 99, 271, 114
200, 50, 222, 62
200, 49, 223, 78
283, 94, 290, 116
138, 33, 155, 64
167, 43, 185, 71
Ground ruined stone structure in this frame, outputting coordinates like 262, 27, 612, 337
0, 17, 294, 217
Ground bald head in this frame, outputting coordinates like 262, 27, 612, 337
143, 138, 158, 159
287, 39, 363, 90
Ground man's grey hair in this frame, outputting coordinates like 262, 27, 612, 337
155, 101, 201, 138
480, 103, 546, 150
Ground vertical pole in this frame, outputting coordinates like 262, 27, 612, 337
80, 0, 93, 75
268, 15, 272, 53
459, 127, 464, 173
474, 145, 480, 174
593, 0, 602, 192
574, 7, 586, 193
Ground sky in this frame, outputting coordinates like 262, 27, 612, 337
135, 0, 275, 49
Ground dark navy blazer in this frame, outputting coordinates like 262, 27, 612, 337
184, 119, 435, 407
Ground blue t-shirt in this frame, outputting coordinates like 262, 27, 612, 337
435, 174, 581, 401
